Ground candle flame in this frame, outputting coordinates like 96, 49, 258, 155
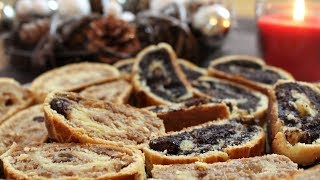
293, 0, 305, 21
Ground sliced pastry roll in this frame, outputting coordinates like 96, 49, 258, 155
132, 43, 194, 107
114, 58, 135, 80
269, 81, 320, 165
288, 164, 320, 180
178, 59, 207, 82
144, 98, 231, 132
151, 154, 298, 179
192, 76, 268, 119
31, 62, 120, 102
0, 78, 33, 124
0, 143, 146, 179
80, 79, 132, 104
43, 91, 165, 147
143, 119, 265, 171
208, 55, 294, 93
0, 105, 47, 155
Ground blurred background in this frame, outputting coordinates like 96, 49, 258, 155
0, 0, 319, 82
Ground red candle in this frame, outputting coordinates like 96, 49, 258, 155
258, 1, 320, 81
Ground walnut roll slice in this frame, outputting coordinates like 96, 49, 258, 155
0, 143, 146, 179
43, 91, 165, 147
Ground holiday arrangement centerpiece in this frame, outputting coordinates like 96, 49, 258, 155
0, 0, 231, 70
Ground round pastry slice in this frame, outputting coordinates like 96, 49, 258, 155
288, 164, 320, 179
80, 79, 132, 104
144, 98, 231, 132
151, 154, 298, 179
0, 78, 33, 124
114, 58, 135, 80
178, 59, 207, 82
143, 119, 265, 173
0, 143, 146, 179
31, 62, 120, 103
132, 43, 194, 107
43, 91, 165, 147
192, 76, 268, 120
208, 55, 294, 94
0, 105, 47, 155
269, 80, 320, 165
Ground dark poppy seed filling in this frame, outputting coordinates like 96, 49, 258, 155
147, 97, 221, 113
192, 79, 260, 113
275, 82, 320, 144
50, 98, 71, 118
179, 63, 204, 81
213, 60, 283, 85
139, 48, 189, 102
118, 62, 133, 74
149, 120, 259, 155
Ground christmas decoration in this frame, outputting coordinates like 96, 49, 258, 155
85, 15, 141, 63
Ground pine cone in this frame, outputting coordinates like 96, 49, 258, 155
18, 18, 50, 47
85, 15, 141, 63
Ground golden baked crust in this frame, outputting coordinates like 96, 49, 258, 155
114, 58, 135, 81
44, 91, 165, 148
80, 79, 132, 104
143, 119, 265, 173
192, 76, 269, 120
0, 143, 146, 179
0, 105, 47, 155
31, 62, 120, 103
208, 55, 294, 94
0, 78, 33, 124
268, 80, 320, 165
132, 43, 194, 107
152, 154, 298, 179
144, 98, 231, 132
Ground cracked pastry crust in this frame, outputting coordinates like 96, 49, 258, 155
114, 58, 135, 80
31, 62, 120, 103
208, 55, 294, 94
268, 80, 320, 165
132, 43, 194, 107
0, 78, 33, 124
0, 143, 146, 180
192, 76, 268, 120
43, 91, 165, 147
178, 59, 207, 82
144, 98, 231, 132
151, 154, 298, 179
0, 105, 47, 155
143, 119, 265, 173
80, 80, 132, 104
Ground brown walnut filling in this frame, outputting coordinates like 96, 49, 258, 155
139, 48, 189, 102
149, 120, 259, 155
192, 79, 260, 113
276, 83, 320, 144
33, 116, 45, 122
213, 60, 283, 85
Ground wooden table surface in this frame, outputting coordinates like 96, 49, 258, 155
0, 18, 260, 84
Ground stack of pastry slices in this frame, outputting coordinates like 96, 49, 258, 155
0, 43, 319, 179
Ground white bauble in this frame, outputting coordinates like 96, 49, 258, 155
57, 0, 91, 17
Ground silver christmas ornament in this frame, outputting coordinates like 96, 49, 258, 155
0, 0, 15, 31
192, 4, 231, 48
120, 0, 149, 14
